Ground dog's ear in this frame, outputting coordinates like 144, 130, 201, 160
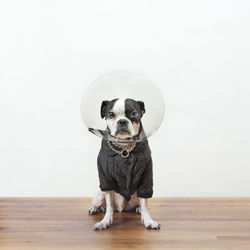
137, 101, 145, 116
101, 100, 109, 119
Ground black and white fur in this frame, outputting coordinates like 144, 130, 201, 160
89, 98, 160, 230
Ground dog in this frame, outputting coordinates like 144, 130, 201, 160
88, 98, 160, 230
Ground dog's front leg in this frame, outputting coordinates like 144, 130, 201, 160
94, 191, 113, 230
139, 198, 160, 229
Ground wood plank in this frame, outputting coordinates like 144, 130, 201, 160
0, 198, 250, 249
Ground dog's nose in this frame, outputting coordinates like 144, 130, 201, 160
118, 119, 128, 127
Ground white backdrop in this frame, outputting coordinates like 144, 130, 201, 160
0, 0, 250, 197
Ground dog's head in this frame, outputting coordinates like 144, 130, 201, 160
100, 98, 145, 140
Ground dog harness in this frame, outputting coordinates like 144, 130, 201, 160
97, 139, 153, 201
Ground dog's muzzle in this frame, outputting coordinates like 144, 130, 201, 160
116, 119, 130, 135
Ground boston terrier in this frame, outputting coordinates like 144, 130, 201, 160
88, 98, 160, 230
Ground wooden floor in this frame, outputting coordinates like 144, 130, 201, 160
0, 198, 250, 250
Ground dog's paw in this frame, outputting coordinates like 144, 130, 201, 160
94, 217, 112, 230
88, 207, 102, 215
136, 206, 141, 214
144, 219, 160, 229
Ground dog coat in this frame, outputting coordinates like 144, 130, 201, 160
97, 139, 153, 201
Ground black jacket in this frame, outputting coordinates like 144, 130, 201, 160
97, 139, 153, 201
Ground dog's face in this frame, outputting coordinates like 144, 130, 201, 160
101, 98, 145, 140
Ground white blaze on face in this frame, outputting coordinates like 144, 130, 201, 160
106, 98, 137, 139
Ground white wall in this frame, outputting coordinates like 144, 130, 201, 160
0, 0, 250, 197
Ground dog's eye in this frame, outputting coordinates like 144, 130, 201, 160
108, 112, 115, 118
131, 111, 139, 117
